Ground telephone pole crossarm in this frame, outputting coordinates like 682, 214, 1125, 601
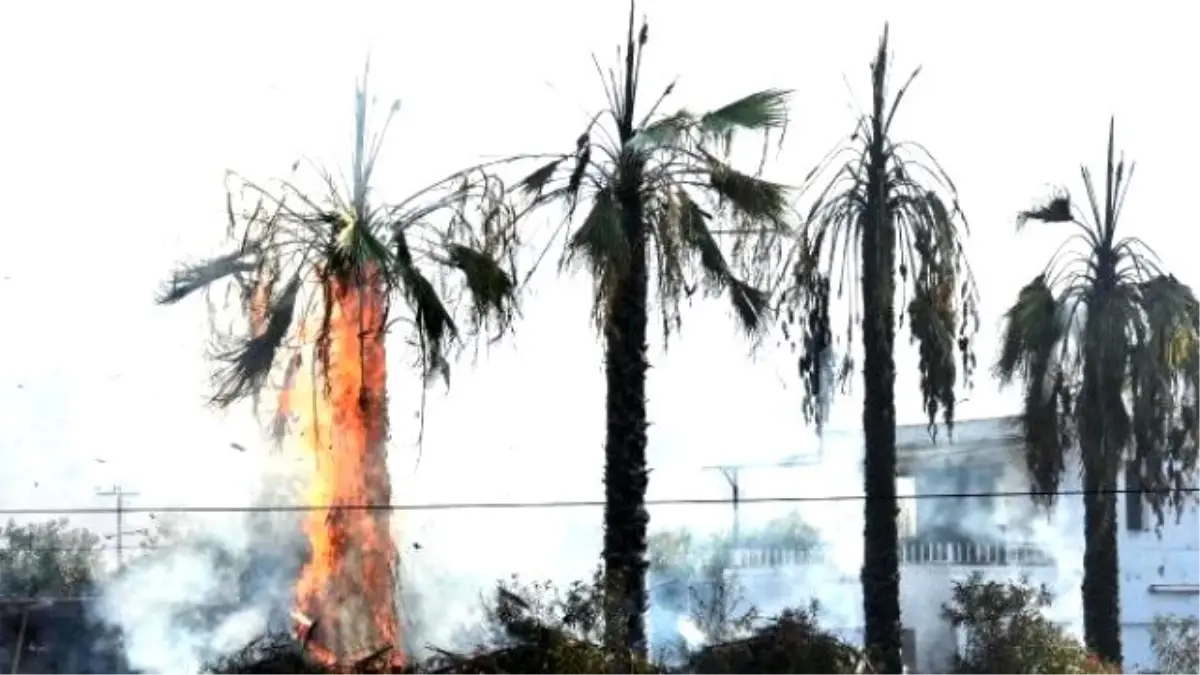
96, 486, 141, 570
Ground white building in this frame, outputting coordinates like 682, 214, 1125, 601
698, 415, 1198, 673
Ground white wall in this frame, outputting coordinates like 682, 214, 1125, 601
902, 415, 1200, 671
726, 413, 1199, 672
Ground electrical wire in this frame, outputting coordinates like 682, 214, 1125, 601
0, 486, 1194, 554
0, 486, 1193, 516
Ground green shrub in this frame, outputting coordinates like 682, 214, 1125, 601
943, 573, 1121, 674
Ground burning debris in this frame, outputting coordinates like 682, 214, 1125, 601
291, 609, 403, 672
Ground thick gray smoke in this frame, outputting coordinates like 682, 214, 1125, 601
95, 446, 309, 673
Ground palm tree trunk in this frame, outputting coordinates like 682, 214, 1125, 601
1082, 462, 1122, 665
602, 189, 651, 670
860, 130, 903, 672
1078, 266, 1123, 667
296, 271, 399, 666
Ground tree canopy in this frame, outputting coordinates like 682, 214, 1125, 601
0, 518, 102, 599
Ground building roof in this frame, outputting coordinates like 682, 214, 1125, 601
765, 415, 1022, 468
895, 415, 1021, 452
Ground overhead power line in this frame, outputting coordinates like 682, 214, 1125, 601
0, 487, 1195, 554
0, 486, 1194, 517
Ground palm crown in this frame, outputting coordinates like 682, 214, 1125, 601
513, 5, 792, 340
996, 120, 1198, 521
781, 25, 980, 434
158, 65, 520, 418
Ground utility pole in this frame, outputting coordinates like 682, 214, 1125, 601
95, 482, 139, 672
96, 485, 140, 570
702, 465, 743, 552
720, 468, 741, 548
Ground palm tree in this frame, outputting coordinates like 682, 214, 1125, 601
512, 3, 791, 664
779, 26, 979, 673
156, 66, 520, 663
995, 119, 1198, 666
160, 71, 519, 409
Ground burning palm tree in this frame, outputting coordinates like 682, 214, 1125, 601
157, 65, 521, 668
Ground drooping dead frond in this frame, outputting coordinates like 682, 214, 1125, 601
157, 251, 259, 305
995, 275, 1074, 505
160, 65, 527, 450
1017, 190, 1073, 228
999, 120, 1198, 526
442, 243, 518, 338
208, 275, 302, 408
1130, 274, 1200, 526
781, 25, 977, 438
706, 157, 789, 223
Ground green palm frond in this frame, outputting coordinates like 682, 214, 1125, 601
781, 24, 978, 435
633, 88, 791, 154
669, 189, 770, 333
698, 89, 791, 137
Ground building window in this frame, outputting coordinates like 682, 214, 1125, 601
1125, 462, 1145, 532
912, 464, 1001, 538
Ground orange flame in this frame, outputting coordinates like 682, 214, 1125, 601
284, 267, 401, 667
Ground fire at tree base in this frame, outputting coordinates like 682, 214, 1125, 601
292, 597, 404, 672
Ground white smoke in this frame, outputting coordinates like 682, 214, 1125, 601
93, 429, 310, 673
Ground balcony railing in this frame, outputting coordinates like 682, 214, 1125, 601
731, 539, 1054, 568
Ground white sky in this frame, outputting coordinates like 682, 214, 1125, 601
0, 0, 1195, 570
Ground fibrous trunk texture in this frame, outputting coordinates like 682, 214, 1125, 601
602, 188, 651, 672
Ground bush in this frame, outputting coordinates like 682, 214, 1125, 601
686, 604, 869, 674
427, 570, 661, 674
1145, 614, 1199, 674
943, 573, 1120, 674
205, 565, 863, 674
452, 573, 864, 674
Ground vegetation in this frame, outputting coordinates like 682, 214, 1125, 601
0, 518, 102, 599
943, 573, 1120, 674
994, 121, 1199, 664
779, 24, 978, 673
206, 568, 866, 674
0, 519, 128, 673
508, 2, 790, 665
155, 63, 520, 438
1145, 614, 1199, 674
